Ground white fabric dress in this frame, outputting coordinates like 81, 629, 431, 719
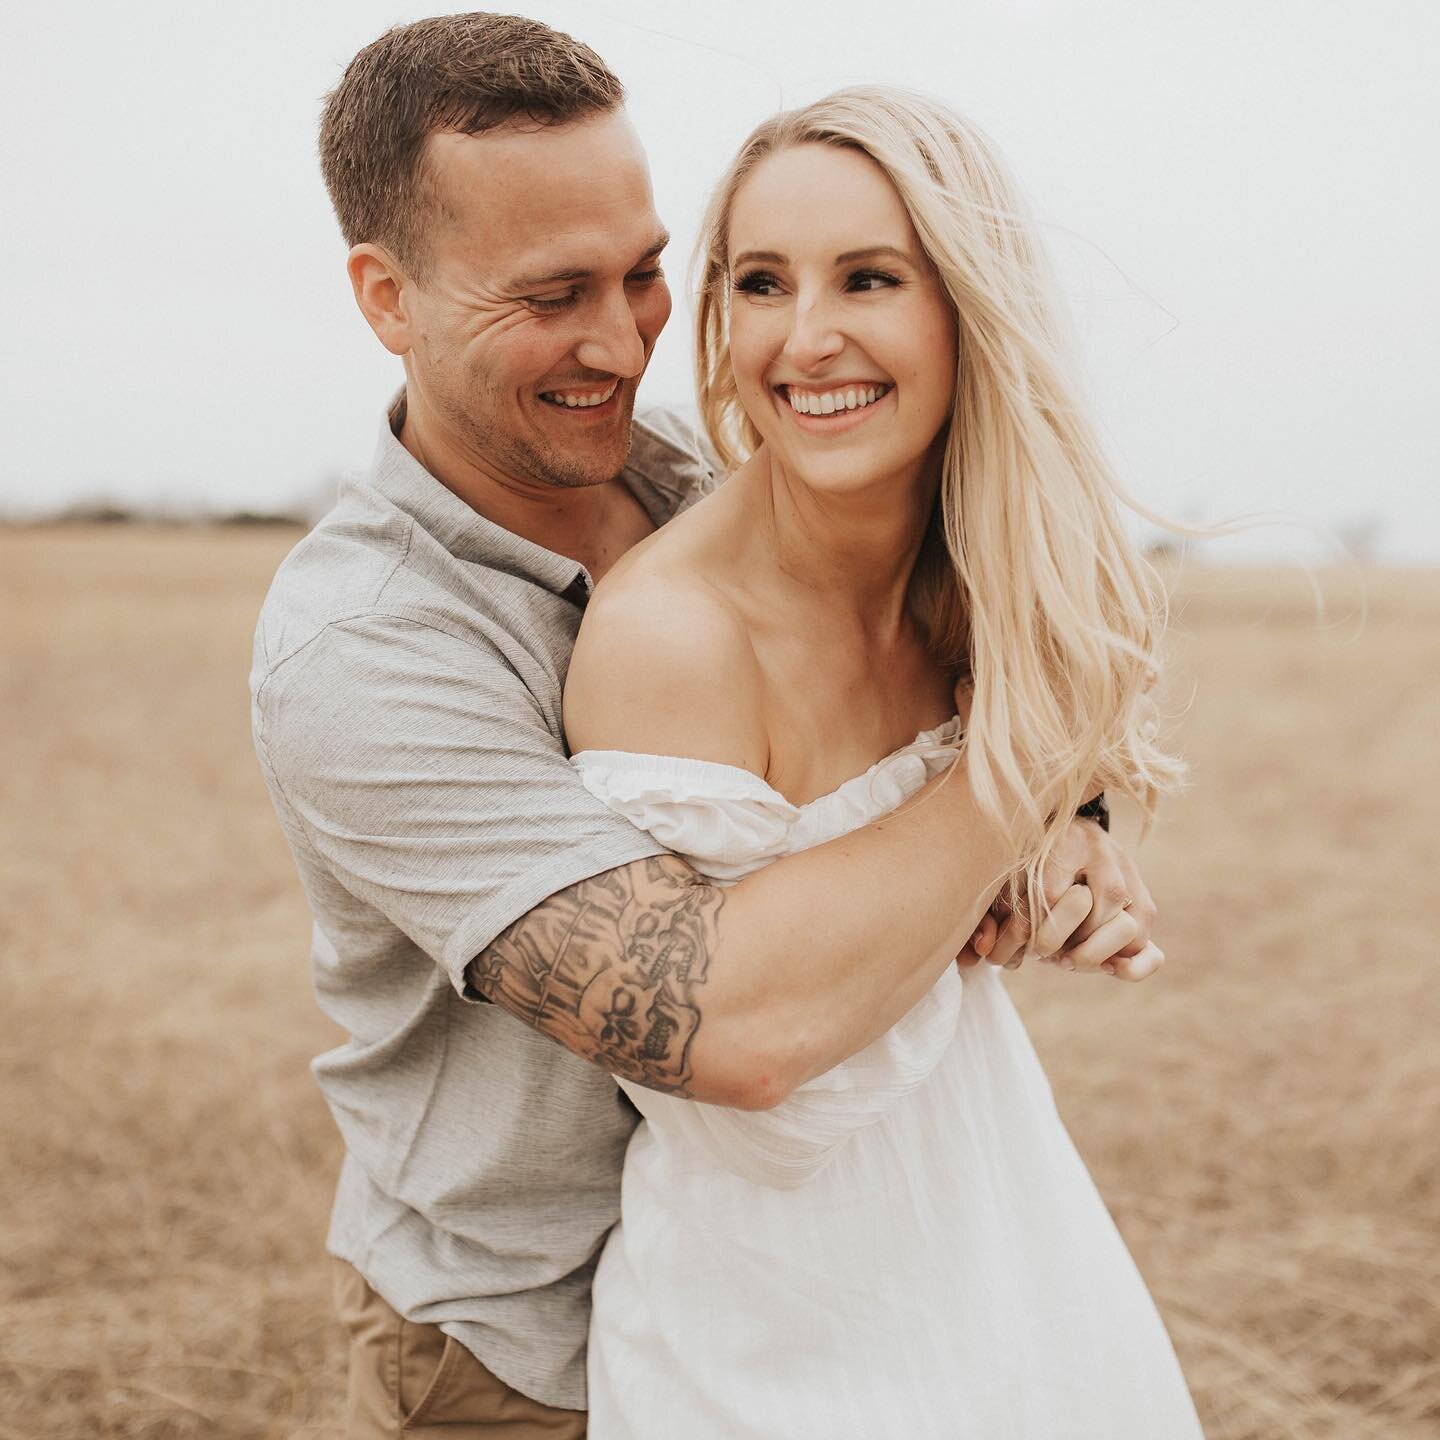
574, 720, 1204, 1440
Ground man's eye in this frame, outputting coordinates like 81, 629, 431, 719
627, 266, 664, 286
734, 271, 782, 297
528, 291, 578, 313
848, 269, 901, 292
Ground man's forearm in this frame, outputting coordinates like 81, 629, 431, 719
471, 763, 1016, 1110
471, 855, 725, 1096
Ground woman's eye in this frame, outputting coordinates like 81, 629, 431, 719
848, 269, 901, 293
627, 266, 664, 286
734, 271, 782, 297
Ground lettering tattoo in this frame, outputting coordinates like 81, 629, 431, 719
468, 856, 726, 1097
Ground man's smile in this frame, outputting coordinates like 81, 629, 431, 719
535, 377, 624, 417
537, 379, 622, 413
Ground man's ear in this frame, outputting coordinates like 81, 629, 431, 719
346, 244, 415, 357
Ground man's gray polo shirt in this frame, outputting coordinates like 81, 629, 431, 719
250, 395, 716, 1410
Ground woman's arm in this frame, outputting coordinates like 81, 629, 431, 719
479, 572, 1085, 1110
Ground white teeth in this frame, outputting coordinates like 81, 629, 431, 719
541, 382, 618, 409
785, 384, 888, 415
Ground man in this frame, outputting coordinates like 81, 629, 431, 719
252, 13, 1164, 1436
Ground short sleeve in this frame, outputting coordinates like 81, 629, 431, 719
253, 613, 665, 995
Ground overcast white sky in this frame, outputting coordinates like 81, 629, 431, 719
2, 1, 1436, 559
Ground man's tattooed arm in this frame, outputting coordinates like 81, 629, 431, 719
467, 855, 727, 1099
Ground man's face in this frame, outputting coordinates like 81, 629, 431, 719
403, 109, 671, 491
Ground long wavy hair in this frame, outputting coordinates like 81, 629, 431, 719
694, 86, 1188, 915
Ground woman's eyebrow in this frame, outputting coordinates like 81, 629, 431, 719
833, 244, 915, 265
731, 249, 786, 269
730, 244, 917, 270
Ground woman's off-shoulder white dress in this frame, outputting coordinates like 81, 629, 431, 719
574, 720, 1204, 1440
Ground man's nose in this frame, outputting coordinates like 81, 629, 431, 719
574, 287, 647, 379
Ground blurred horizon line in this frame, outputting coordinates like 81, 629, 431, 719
3, 498, 1429, 569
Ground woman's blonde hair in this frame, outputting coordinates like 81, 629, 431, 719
695, 85, 1188, 916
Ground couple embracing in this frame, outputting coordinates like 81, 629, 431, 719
251, 12, 1205, 1438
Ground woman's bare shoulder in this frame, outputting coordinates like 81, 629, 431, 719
564, 529, 768, 772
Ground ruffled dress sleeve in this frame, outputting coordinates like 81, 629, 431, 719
573, 750, 801, 884
572, 738, 965, 1189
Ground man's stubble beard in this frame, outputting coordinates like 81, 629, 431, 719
448, 379, 637, 492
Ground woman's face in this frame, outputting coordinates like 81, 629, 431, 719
726, 142, 958, 499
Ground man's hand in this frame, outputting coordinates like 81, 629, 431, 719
954, 819, 1163, 982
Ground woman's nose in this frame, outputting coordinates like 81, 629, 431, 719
782, 293, 844, 370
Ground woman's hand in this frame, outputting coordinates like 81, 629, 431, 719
954, 818, 1164, 982
952, 664, 1166, 981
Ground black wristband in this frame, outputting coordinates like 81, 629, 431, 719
1075, 792, 1110, 832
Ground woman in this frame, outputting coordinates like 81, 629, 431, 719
564, 87, 1202, 1439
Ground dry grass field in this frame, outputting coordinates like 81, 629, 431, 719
2, 524, 1437, 1439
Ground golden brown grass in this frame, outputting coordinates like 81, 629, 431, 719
1, 526, 1436, 1438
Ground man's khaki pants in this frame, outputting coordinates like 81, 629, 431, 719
332, 1261, 587, 1437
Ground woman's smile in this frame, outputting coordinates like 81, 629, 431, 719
773, 380, 895, 434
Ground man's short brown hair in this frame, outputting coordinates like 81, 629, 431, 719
319, 12, 625, 276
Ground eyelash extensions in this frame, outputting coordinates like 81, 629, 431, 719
731, 268, 902, 296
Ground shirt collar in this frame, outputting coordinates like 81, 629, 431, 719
369, 391, 711, 601
369, 390, 614, 599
